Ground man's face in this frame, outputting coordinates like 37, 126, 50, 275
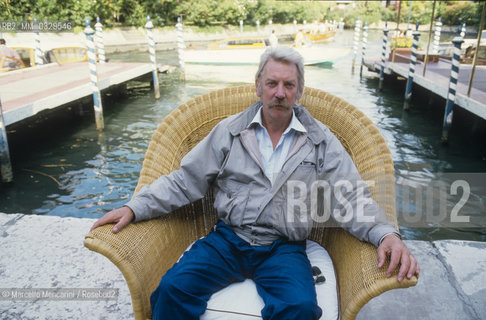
256, 58, 299, 124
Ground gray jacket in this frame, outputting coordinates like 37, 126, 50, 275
126, 101, 398, 246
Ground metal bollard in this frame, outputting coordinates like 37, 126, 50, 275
404, 23, 421, 110
293, 20, 297, 34
95, 17, 106, 63
379, 22, 389, 91
352, 18, 361, 73
441, 27, 464, 143
84, 18, 104, 131
145, 16, 161, 98
240, 20, 243, 33
360, 21, 368, 78
175, 17, 186, 81
432, 18, 442, 55
269, 20, 272, 34
0, 97, 13, 183
257, 20, 260, 33
33, 18, 43, 66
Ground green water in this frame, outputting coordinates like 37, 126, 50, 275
1, 30, 485, 242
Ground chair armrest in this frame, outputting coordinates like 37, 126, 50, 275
84, 213, 199, 320
322, 229, 418, 320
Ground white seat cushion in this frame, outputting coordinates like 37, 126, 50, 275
199, 239, 339, 320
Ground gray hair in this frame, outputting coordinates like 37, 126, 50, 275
255, 46, 305, 99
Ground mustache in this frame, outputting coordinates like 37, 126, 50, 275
268, 100, 293, 109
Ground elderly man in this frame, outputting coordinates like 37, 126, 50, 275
92, 46, 419, 320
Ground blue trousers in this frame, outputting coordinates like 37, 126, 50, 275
150, 221, 322, 320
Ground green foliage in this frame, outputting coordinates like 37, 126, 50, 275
441, 2, 483, 27
326, 2, 395, 28
0, 0, 483, 30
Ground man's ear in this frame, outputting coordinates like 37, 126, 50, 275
296, 87, 304, 100
255, 79, 262, 97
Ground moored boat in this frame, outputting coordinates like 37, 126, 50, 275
184, 36, 349, 67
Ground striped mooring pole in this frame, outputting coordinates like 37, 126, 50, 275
95, 17, 106, 63
379, 22, 389, 91
0, 97, 13, 183
403, 23, 421, 111
33, 18, 43, 66
84, 18, 104, 131
351, 18, 361, 73
359, 21, 368, 78
432, 18, 442, 55
145, 16, 161, 99
460, 23, 466, 39
175, 17, 186, 81
441, 27, 464, 143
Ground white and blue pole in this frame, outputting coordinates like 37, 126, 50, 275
441, 26, 464, 143
175, 17, 186, 80
352, 18, 361, 73
145, 16, 161, 98
404, 23, 421, 110
95, 17, 106, 63
379, 22, 389, 91
33, 18, 43, 66
360, 21, 368, 78
0, 96, 13, 183
84, 18, 104, 131
432, 17, 442, 55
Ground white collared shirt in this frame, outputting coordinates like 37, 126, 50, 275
250, 107, 307, 184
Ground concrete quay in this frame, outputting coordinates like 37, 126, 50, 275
1, 212, 485, 320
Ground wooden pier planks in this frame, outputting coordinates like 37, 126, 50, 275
0, 62, 152, 126
364, 58, 486, 120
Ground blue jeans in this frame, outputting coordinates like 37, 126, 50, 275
150, 221, 322, 320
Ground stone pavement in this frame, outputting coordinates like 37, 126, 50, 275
1, 212, 485, 320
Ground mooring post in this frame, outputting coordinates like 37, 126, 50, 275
460, 23, 466, 39
33, 18, 43, 66
360, 21, 368, 78
352, 18, 361, 73
84, 18, 104, 131
175, 17, 186, 81
441, 26, 464, 143
404, 23, 421, 111
145, 16, 161, 98
379, 22, 389, 91
432, 18, 442, 55
95, 17, 106, 63
0, 97, 13, 183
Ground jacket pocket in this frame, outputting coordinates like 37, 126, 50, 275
213, 179, 250, 225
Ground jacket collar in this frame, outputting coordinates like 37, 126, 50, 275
228, 101, 326, 145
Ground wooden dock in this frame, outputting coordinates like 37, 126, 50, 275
0, 62, 153, 126
364, 58, 486, 120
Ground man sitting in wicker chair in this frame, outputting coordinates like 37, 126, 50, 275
91, 46, 419, 320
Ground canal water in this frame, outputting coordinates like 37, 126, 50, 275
1, 30, 485, 242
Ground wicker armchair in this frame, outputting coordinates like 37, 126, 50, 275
84, 85, 418, 320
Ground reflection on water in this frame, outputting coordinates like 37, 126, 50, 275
1, 30, 485, 241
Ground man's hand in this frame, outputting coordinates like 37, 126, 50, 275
377, 234, 420, 282
90, 206, 135, 233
